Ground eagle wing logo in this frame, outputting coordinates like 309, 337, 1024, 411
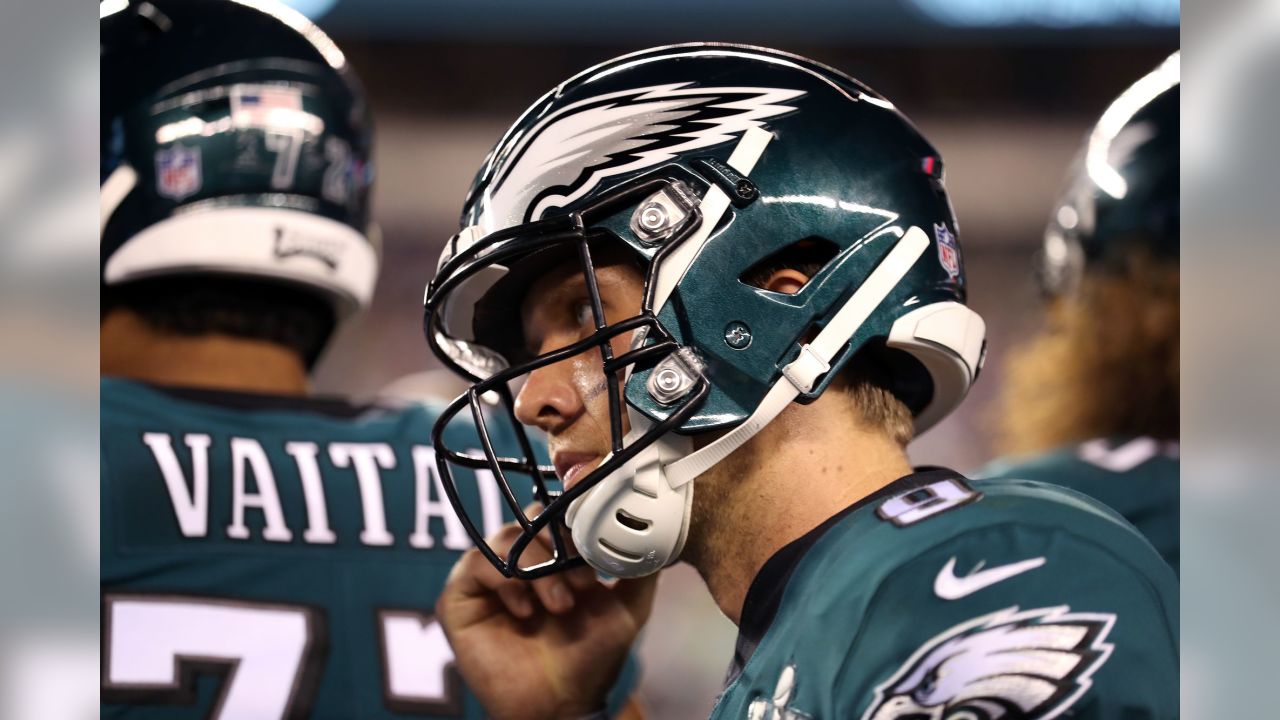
861, 606, 1116, 720
474, 83, 805, 233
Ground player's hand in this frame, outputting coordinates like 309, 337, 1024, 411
436, 506, 658, 720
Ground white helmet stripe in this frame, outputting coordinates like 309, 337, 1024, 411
100, 164, 138, 239
649, 125, 774, 314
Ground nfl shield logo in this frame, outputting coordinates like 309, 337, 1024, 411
934, 222, 960, 280
155, 144, 202, 201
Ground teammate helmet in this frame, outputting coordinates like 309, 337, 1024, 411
423, 44, 986, 579
1040, 52, 1179, 296
100, 0, 377, 346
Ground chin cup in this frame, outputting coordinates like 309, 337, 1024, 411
566, 413, 695, 578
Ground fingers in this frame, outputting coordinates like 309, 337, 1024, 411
492, 576, 536, 619
438, 539, 527, 626
442, 506, 595, 626
438, 522, 546, 624
563, 561, 600, 592
518, 504, 587, 614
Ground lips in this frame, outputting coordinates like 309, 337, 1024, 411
553, 451, 600, 491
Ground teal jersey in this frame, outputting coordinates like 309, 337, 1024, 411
976, 437, 1179, 574
710, 469, 1178, 720
101, 378, 636, 719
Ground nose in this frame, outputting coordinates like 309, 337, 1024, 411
514, 358, 584, 434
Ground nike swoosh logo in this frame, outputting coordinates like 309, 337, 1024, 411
934, 556, 1046, 600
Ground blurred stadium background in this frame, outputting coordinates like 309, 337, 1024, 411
275, 1, 1178, 715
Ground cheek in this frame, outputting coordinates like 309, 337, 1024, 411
566, 348, 635, 434
567, 352, 609, 411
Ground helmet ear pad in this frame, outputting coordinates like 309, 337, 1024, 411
826, 341, 933, 416
886, 301, 987, 432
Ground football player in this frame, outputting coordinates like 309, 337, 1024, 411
421, 44, 1179, 719
979, 54, 1180, 573
98, 1, 640, 717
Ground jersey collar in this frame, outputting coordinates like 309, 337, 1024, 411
124, 379, 380, 419
724, 466, 964, 686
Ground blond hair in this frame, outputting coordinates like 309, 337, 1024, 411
832, 358, 916, 448
996, 251, 1178, 455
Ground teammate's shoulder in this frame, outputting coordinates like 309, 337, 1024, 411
973, 443, 1083, 480
976, 436, 1180, 482
100, 376, 436, 431
966, 474, 1137, 530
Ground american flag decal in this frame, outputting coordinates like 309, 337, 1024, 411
230, 84, 305, 129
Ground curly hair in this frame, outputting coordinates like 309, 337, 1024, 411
996, 249, 1179, 454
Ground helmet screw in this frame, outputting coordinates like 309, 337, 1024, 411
638, 203, 669, 232
655, 368, 682, 392
734, 179, 758, 201
724, 321, 752, 350
645, 348, 705, 405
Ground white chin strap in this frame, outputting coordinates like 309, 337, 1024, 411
565, 182, 932, 577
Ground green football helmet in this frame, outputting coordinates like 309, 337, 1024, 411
100, 0, 376, 351
1041, 52, 1179, 296
423, 44, 986, 578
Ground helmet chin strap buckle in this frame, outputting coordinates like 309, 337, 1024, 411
782, 344, 831, 394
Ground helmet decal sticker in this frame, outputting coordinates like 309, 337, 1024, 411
746, 663, 809, 720
229, 83, 316, 190
934, 222, 960, 280
861, 605, 1116, 720
1039, 52, 1177, 296
229, 83, 307, 130
273, 225, 342, 270
154, 144, 202, 201
480, 83, 805, 230
1085, 51, 1178, 201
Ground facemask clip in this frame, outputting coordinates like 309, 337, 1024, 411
630, 181, 697, 245
646, 347, 705, 405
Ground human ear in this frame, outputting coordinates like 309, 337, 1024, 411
761, 268, 811, 295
